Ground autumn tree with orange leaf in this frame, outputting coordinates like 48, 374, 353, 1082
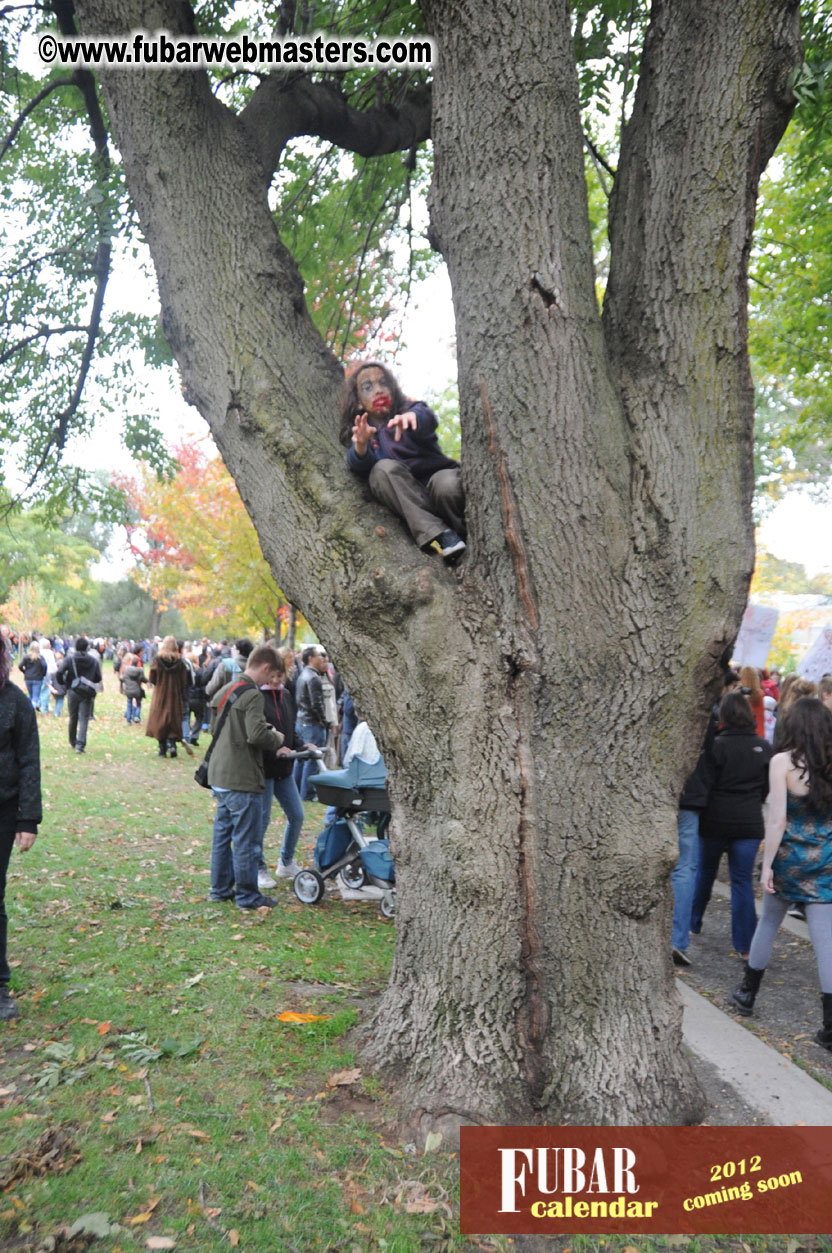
115, 444, 302, 640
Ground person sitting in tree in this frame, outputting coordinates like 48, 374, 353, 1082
339, 360, 466, 561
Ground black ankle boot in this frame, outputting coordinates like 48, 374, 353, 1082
157, 741, 167, 757
815, 993, 832, 1050
168, 739, 177, 758
731, 963, 765, 1016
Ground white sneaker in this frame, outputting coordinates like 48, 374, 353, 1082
258, 872, 277, 891
276, 859, 302, 878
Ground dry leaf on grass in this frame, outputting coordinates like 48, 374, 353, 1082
146, 1239, 176, 1251
326, 1068, 361, 1088
228, 1230, 241, 1246
395, 1180, 452, 1218
277, 1011, 330, 1023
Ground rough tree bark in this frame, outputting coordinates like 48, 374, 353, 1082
77, 0, 800, 1132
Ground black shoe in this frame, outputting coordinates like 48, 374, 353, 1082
74, 744, 85, 754
0, 987, 20, 1021
672, 947, 691, 968
157, 743, 167, 757
816, 993, 832, 1050
788, 903, 806, 920
237, 896, 278, 911
437, 529, 466, 561
731, 963, 765, 1016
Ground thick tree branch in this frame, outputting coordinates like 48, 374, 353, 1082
0, 76, 76, 163
11, 0, 113, 499
241, 75, 431, 180
0, 324, 88, 367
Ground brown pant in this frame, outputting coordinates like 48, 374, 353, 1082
368, 460, 466, 549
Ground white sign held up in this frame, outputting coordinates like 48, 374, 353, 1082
732, 603, 779, 670
799, 625, 832, 683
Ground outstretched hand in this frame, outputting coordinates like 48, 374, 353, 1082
351, 411, 373, 456
386, 410, 419, 442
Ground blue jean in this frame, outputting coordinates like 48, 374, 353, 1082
691, 835, 761, 955
294, 722, 327, 799
259, 775, 305, 870
125, 696, 141, 723
53, 694, 64, 718
39, 682, 52, 714
210, 789, 266, 908
671, 809, 700, 951
25, 680, 43, 709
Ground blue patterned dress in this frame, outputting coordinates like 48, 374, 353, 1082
772, 793, 832, 903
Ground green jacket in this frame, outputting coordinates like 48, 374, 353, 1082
207, 677, 283, 793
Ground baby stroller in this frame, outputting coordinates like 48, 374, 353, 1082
293, 752, 395, 918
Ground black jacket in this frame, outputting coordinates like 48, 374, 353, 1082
56, 651, 102, 693
261, 685, 305, 780
0, 682, 42, 830
295, 665, 326, 726
19, 656, 46, 682
699, 726, 773, 840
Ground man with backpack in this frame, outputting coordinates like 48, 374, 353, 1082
207, 645, 286, 911
55, 637, 102, 755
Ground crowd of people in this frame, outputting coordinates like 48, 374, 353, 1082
4, 629, 832, 1058
0, 627, 353, 1019
672, 665, 832, 1052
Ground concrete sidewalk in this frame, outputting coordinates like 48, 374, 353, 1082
679, 880, 832, 1125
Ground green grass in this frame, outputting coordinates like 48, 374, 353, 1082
1, 675, 829, 1252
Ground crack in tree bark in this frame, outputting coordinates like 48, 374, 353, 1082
479, 380, 539, 633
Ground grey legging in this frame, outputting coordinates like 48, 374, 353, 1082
748, 894, 832, 994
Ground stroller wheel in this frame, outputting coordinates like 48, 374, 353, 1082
338, 859, 367, 891
293, 868, 325, 906
379, 889, 396, 919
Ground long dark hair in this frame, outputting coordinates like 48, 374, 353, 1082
338, 360, 408, 447
0, 634, 8, 690
779, 697, 832, 812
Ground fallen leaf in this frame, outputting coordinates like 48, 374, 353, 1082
97, 1022, 112, 1036
245, 1180, 261, 1192
0, 1087, 16, 1097
326, 1068, 361, 1088
228, 1230, 240, 1246
100, 1110, 118, 1123
185, 1128, 210, 1141
424, 1130, 443, 1154
127, 1211, 154, 1225
146, 1240, 176, 1251
277, 1011, 330, 1023
404, 1198, 446, 1214
185, 972, 205, 987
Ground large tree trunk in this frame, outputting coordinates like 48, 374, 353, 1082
78, 0, 800, 1131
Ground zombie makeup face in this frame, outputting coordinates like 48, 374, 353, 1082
356, 366, 393, 420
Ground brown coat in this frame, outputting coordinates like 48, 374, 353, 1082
145, 656, 188, 741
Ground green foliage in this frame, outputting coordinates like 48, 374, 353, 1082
80, 578, 187, 640
752, 549, 832, 597
0, 503, 100, 622
749, 120, 832, 502
0, 10, 174, 510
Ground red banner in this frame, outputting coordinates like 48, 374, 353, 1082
460, 1127, 832, 1234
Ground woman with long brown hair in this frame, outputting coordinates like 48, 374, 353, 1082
731, 697, 832, 1050
146, 636, 190, 758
